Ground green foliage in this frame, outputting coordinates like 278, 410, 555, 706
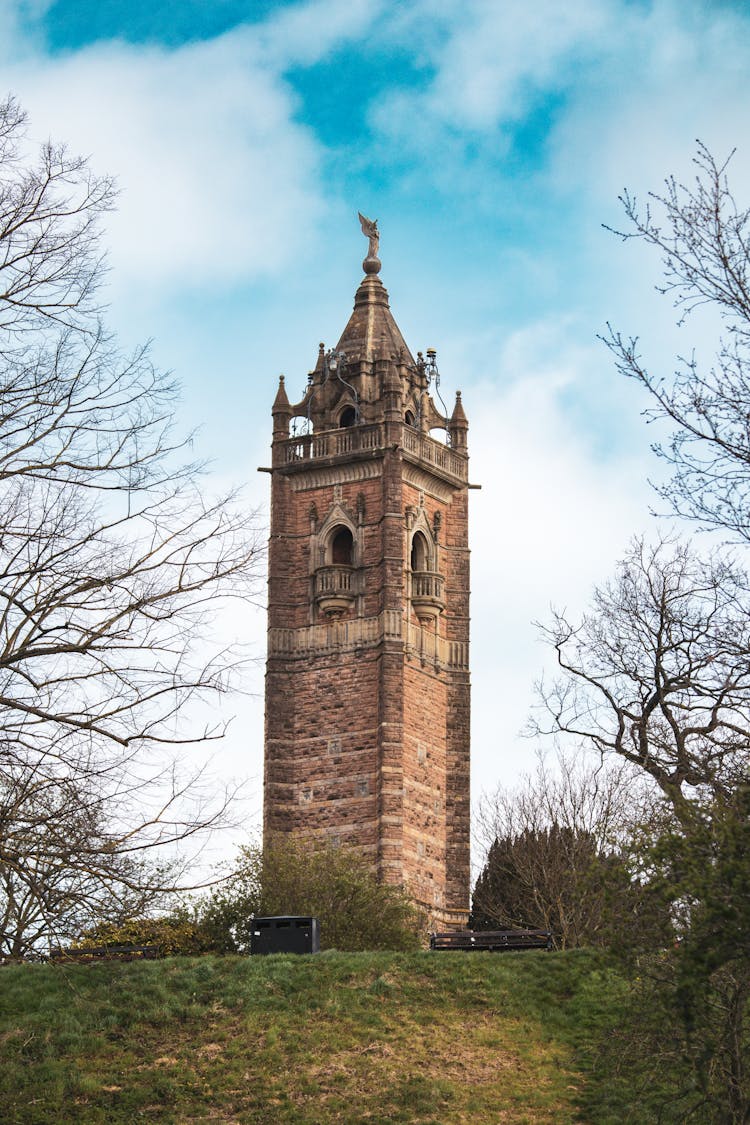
578, 790, 750, 1122
73, 913, 217, 956
201, 835, 425, 952
649, 792, 750, 1120
472, 825, 670, 952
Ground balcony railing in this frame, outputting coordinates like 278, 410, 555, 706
267, 610, 469, 670
401, 428, 468, 481
280, 422, 468, 482
314, 565, 356, 617
410, 571, 445, 624
284, 424, 383, 464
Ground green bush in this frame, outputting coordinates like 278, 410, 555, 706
73, 837, 426, 956
200, 835, 425, 952
72, 913, 216, 956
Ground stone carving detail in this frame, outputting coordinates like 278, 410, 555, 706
358, 211, 379, 258
290, 462, 381, 492
267, 613, 468, 669
402, 465, 454, 503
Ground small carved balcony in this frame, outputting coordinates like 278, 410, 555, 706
314, 565, 356, 618
410, 571, 445, 625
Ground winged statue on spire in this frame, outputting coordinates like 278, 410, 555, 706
358, 212, 379, 259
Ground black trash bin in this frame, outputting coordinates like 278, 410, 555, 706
249, 916, 320, 955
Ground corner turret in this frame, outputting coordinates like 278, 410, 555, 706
271, 375, 292, 439
449, 391, 468, 450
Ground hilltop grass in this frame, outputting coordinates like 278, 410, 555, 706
1, 949, 648, 1124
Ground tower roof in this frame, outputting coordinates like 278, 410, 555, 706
335, 272, 416, 366
334, 214, 415, 366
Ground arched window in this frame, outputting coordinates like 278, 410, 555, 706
339, 405, 357, 428
331, 526, 354, 565
404, 410, 415, 427
410, 531, 429, 572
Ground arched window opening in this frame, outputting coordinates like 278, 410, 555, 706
404, 410, 415, 427
428, 426, 449, 445
339, 405, 357, 428
411, 531, 429, 572
331, 526, 354, 565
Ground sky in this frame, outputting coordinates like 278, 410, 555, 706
2, 0, 749, 864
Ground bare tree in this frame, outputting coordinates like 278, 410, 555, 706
535, 537, 750, 823
0, 93, 115, 339
473, 750, 664, 948
535, 145, 750, 1120
604, 143, 750, 541
0, 768, 165, 958
0, 97, 261, 956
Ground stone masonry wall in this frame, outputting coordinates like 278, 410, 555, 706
264, 423, 471, 927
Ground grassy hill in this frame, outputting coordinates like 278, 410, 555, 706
1, 949, 639, 1124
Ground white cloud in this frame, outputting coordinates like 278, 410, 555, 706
547, 1, 750, 204
0, 0, 384, 296
369, 0, 750, 218
257, 0, 385, 66
3, 34, 322, 290
370, 0, 619, 146
467, 321, 653, 796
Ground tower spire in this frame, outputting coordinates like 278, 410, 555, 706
332, 214, 413, 366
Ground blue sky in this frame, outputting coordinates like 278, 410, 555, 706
3, 0, 749, 854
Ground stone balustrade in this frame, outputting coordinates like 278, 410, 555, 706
410, 570, 445, 624
280, 422, 468, 482
313, 565, 356, 617
267, 610, 468, 670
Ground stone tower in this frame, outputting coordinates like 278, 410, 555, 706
263, 218, 472, 928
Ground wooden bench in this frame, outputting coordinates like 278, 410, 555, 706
430, 929, 553, 952
50, 944, 161, 962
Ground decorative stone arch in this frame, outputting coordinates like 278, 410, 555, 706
310, 502, 362, 620
404, 508, 444, 626
313, 502, 361, 570
410, 528, 431, 572
403, 395, 418, 428
330, 525, 354, 565
405, 508, 437, 572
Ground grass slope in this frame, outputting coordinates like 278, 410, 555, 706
1, 949, 628, 1124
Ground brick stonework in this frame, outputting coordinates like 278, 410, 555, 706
263, 249, 472, 928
